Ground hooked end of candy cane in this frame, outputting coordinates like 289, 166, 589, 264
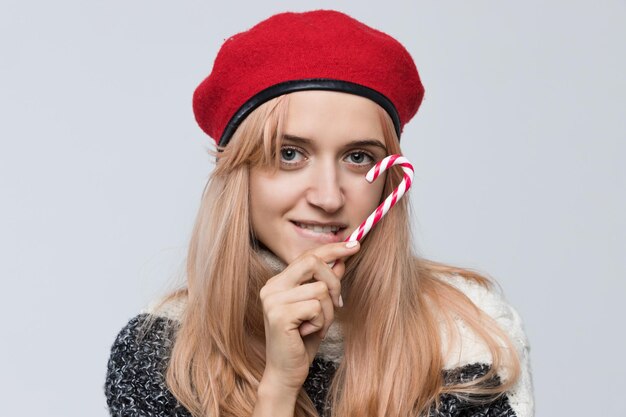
365, 167, 377, 183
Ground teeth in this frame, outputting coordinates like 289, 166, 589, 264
296, 222, 340, 233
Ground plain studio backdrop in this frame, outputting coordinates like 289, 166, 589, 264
1, 1, 624, 416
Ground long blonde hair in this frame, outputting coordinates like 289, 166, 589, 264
155, 94, 520, 416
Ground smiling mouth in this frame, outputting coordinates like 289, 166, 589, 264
291, 221, 347, 235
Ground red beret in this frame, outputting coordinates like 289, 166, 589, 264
193, 10, 425, 147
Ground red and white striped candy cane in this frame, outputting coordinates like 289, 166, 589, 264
345, 154, 414, 242
328, 154, 414, 268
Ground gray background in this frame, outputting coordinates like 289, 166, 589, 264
1, 1, 624, 416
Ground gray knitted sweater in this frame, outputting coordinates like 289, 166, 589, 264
105, 272, 533, 416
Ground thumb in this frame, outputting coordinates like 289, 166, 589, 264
302, 332, 324, 363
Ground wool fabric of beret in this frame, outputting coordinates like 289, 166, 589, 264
193, 9, 425, 147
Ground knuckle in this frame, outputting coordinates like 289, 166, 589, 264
314, 280, 328, 293
312, 300, 323, 315
259, 285, 269, 301
261, 300, 271, 315
265, 274, 279, 286
303, 253, 321, 269
265, 305, 283, 323
261, 292, 278, 311
310, 311, 321, 324
259, 284, 277, 303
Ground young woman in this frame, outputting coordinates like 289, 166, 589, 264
104, 10, 533, 417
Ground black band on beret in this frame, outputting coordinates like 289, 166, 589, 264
218, 79, 402, 148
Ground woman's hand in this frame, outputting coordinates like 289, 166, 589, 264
258, 241, 360, 397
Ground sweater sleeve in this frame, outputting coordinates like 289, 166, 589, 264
104, 314, 192, 417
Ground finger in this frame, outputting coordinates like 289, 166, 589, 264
289, 287, 334, 339
312, 240, 361, 265
264, 298, 322, 333
309, 258, 346, 308
290, 299, 325, 337
282, 247, 356, 305
265, 281, 335, 336
302, 331, 324, 362
261, 242, 359, 307
305, 256, 342, 308
299, 320, 322, 337
267, 281, 331, 305
263, 254, 338, 306
316, 290, 335, 339
285, 241, 360, 284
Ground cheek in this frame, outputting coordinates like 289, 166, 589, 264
347, 174, 386, 218
250, 173, 301, 225
249, 175, 272, 233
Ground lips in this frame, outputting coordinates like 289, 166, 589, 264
292, 222, 340, 233
290, 220, 348, 242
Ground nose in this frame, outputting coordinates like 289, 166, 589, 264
305, 162, 345, 213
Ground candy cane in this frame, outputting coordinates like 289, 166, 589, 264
328, 155, 414, 269
345, 154, 414, 242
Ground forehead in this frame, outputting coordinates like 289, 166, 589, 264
283, 90, 385, 144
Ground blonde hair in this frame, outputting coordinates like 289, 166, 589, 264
154, 94, 520, 416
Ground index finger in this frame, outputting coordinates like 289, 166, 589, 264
285, 240, 360, 284
273, 241, 360, 303
311, 240, 360, 265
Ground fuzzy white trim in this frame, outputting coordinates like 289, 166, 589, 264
438, 274, 534, 417
142, 295, 186, 321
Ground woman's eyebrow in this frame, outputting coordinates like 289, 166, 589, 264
282, 134, 314, 145
347, 139, 387, 153
282, 134, 387, 152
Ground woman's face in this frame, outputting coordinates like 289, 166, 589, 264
250, 90, 388, 264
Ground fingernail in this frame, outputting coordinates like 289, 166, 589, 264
339, 295, 344, 308
346, 241, 358, 248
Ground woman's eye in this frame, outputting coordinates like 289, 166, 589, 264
280, 147, 305, 163
346, 151, 374, 165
